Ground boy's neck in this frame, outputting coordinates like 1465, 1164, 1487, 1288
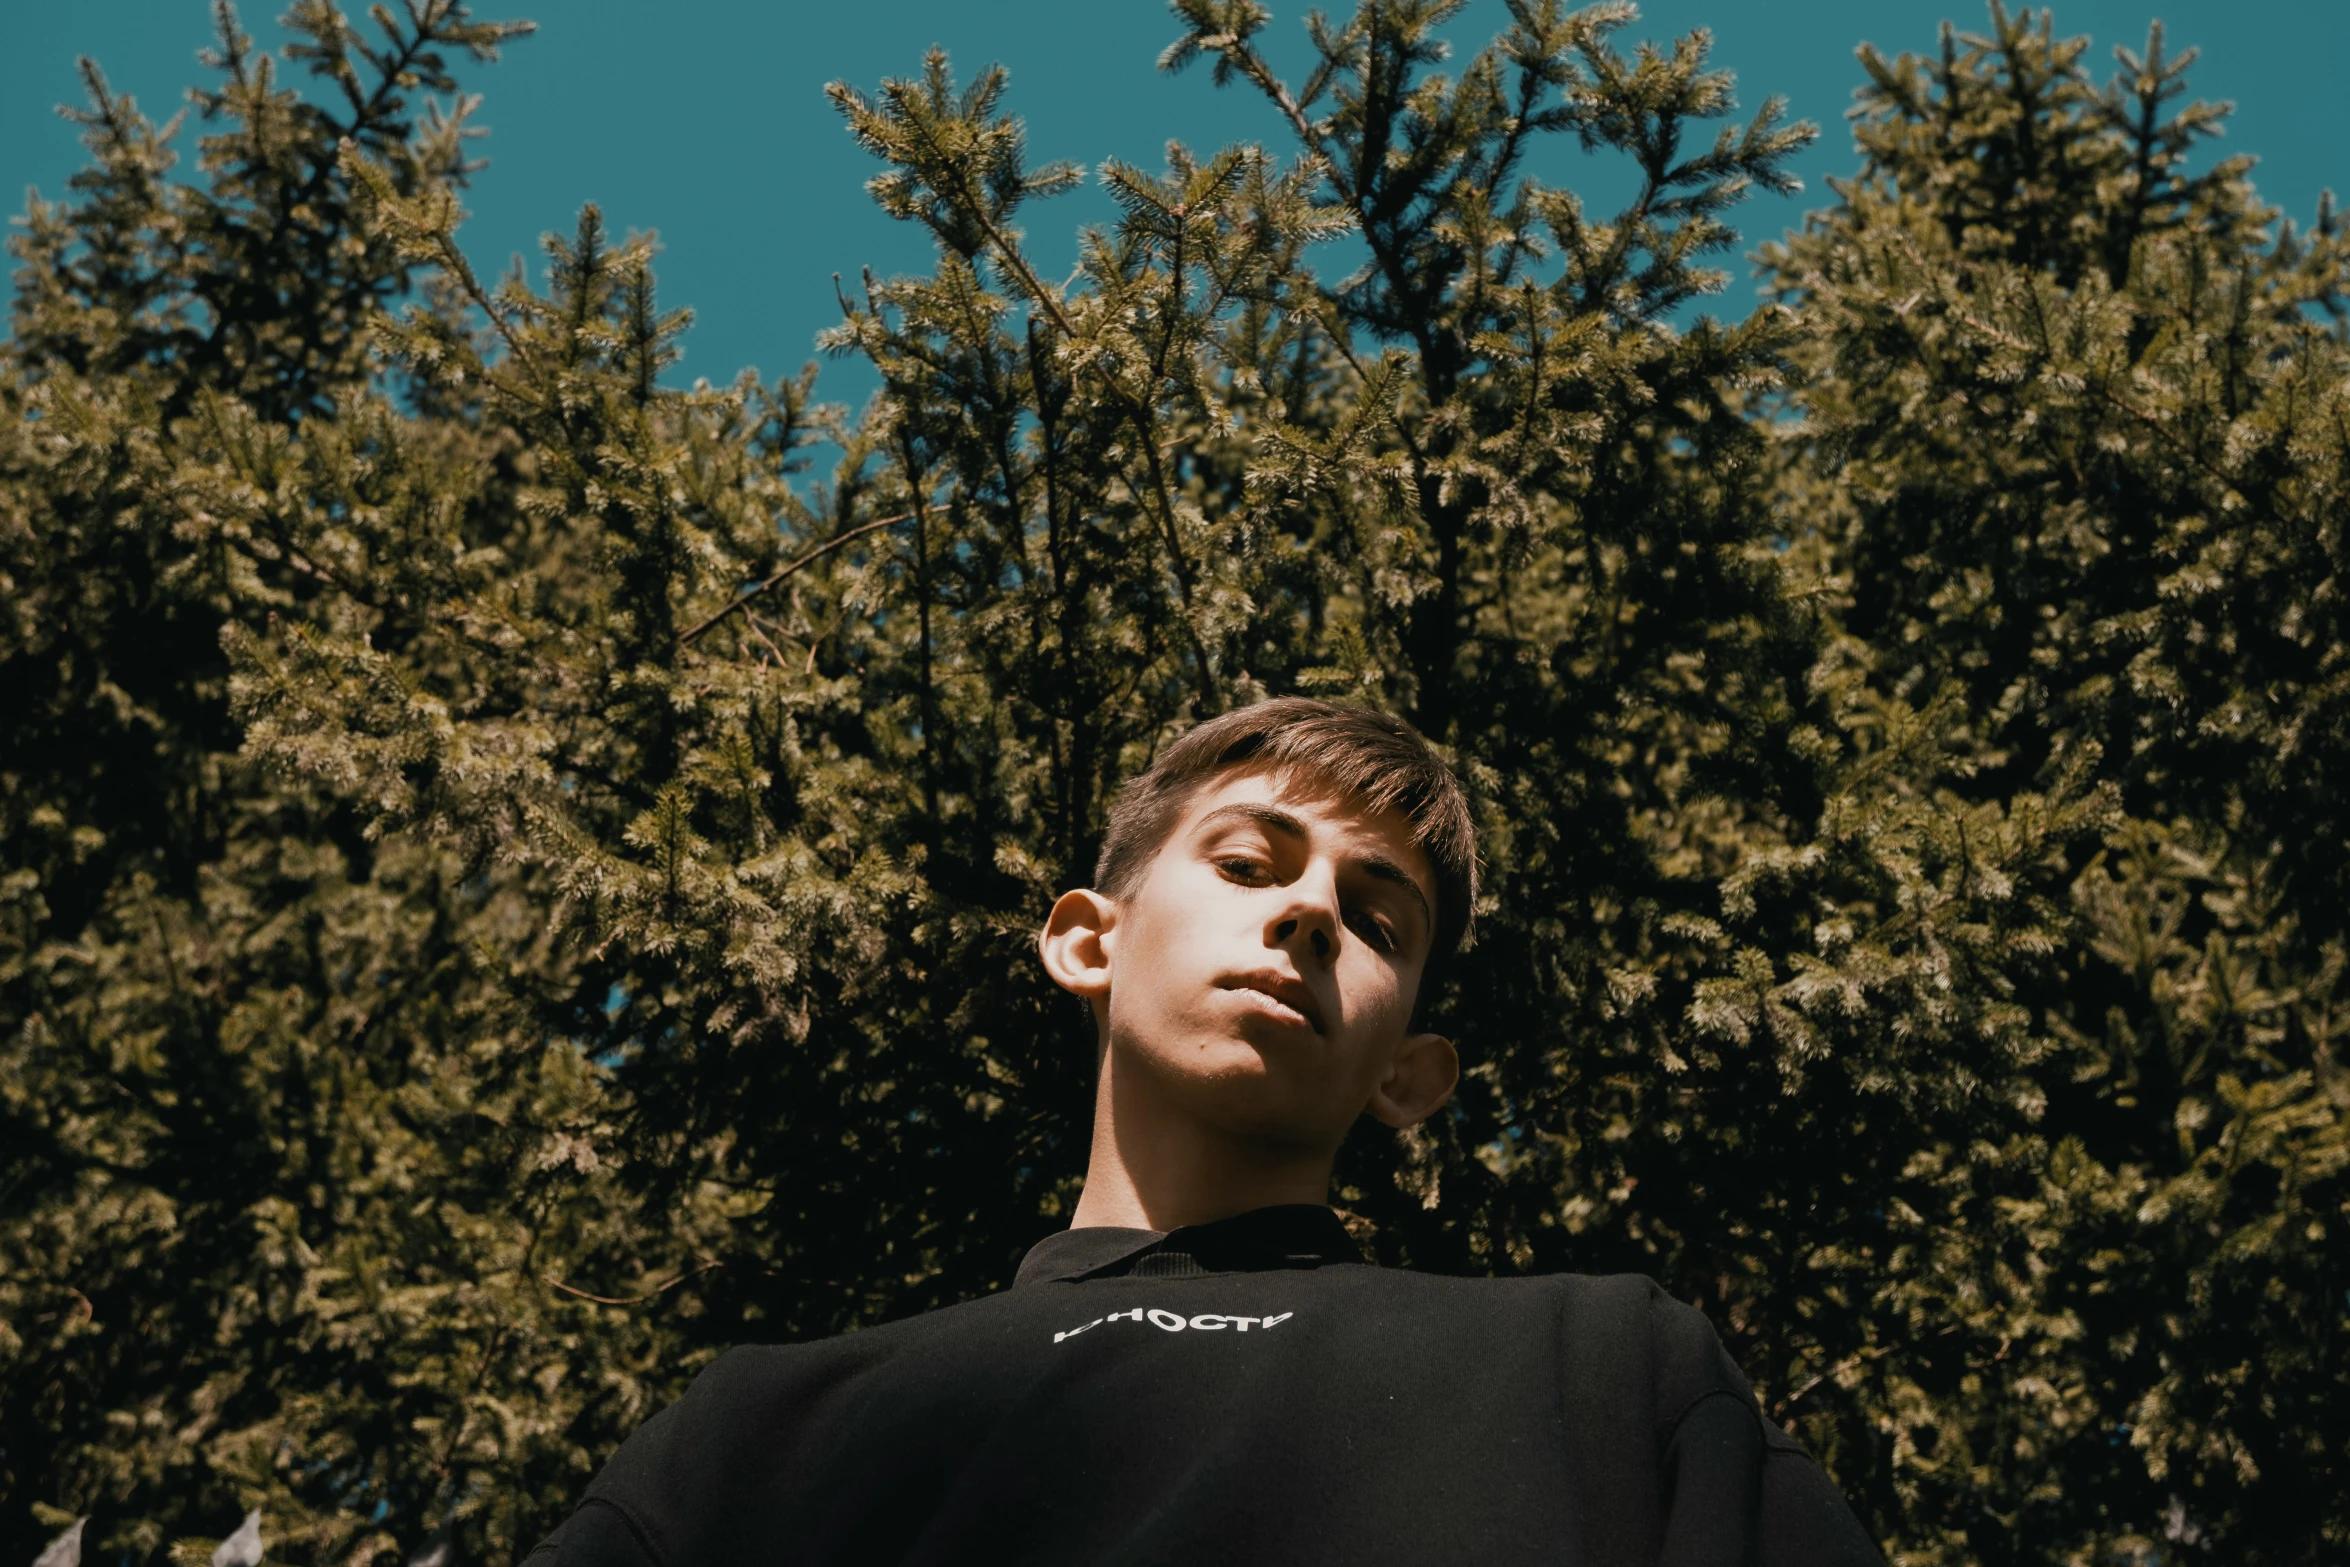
1069, 1046, 1335, 1231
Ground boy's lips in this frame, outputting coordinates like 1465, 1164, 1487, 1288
1221, 970, 1325, 1034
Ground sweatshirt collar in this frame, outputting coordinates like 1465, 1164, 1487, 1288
1013, 1204, 1362, 1288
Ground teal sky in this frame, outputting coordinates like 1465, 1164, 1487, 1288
6, 1, 2344, 409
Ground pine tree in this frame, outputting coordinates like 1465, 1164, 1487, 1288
6, 2, 2343, 1563
243, 0, 2087, 1556
1762, 5, 2349, 1557
2, 8, 724, 1565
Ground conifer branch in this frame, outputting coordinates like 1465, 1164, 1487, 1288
738, 611, 792, 668
545, 1259, 720, 1307
1178, 28, 1345, 199
837, 55, 1222, 705
677, 511, 914, 646
948, 180, 1218, 704
899, 431, 941, 823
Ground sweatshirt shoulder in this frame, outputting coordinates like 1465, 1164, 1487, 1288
1518, 1271, 1763, 1426
1370, 1268, 1757, 1413
563, 1299, 1009, 1564
1533, 1273, 1882, 1560
586, 1299, 994, 1497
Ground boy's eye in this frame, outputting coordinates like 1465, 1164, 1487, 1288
1348, 908, 1397, 952
1216, 856, 1272, 884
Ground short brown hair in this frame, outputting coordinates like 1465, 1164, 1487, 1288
1094, 698, 1479, 1000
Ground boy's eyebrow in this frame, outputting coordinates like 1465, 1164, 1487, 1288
1195, 803, 1433, 931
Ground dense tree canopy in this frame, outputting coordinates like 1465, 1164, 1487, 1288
2, 1, 2342, 1563
1762, 11, 2350, 1550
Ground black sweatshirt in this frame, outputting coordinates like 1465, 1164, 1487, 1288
527, 1206, 1880, 1565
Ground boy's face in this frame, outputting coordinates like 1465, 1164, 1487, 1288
1048, 765, 1456, 1153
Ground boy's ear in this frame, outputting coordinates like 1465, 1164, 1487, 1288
1038, 888, 1118, 1011
1365, 1031, 1458, 1130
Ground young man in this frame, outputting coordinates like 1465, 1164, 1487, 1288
528, 698, 1881, 1565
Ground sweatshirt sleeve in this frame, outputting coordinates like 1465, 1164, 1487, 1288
521, 1361, 717, 1567
521, 1340, 871, 1567
524, 1498, 662, 1567
1647, 1286, 1884, 1566
1754, 1436, 1884, 1567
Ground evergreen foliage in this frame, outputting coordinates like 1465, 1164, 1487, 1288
1760, 8, 2350, 1553
2, 7, 705, 1565
2, 2, 2341, 1563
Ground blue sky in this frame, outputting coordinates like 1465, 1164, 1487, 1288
5, 1, 2343, 410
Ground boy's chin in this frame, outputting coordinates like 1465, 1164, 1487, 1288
1125, 1035, 1355, 1145
1125, 1030, 1282, 1084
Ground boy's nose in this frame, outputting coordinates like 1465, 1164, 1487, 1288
1273, 917, 1334, 963
1269, 863, 1342, 966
